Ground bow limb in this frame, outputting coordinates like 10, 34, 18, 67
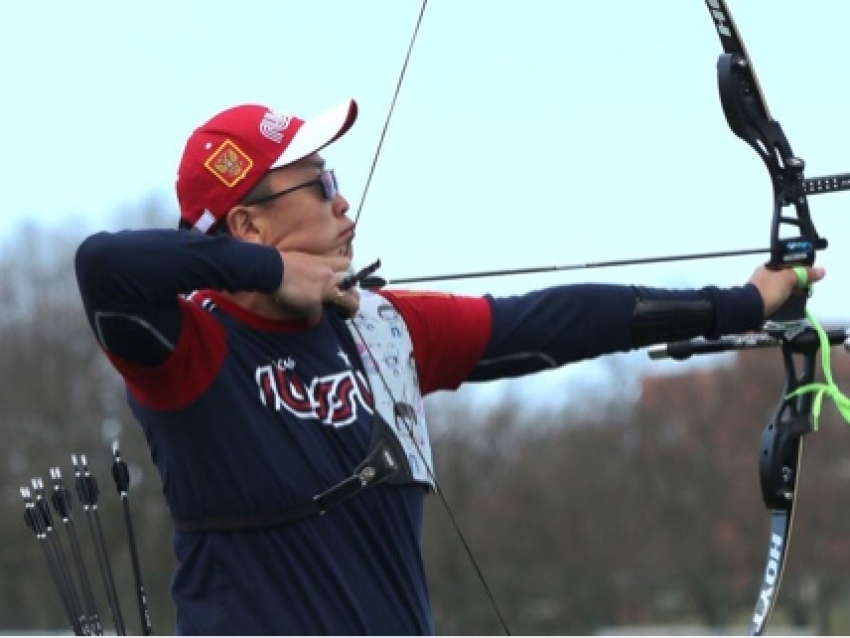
750, 333, 817, 635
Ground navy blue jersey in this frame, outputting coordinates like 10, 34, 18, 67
74, 230, 764, 634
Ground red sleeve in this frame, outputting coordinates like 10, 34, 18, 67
378, 290, 492, 394
105, 298, 227, 410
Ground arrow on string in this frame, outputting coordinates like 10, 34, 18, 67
361, 245, 785, 287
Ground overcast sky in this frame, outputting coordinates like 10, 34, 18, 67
4, 0, 849, 406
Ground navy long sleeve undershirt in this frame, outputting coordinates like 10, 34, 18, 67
471, 281, 764, 381
76, 229, 765, 378
75, 229, 282, 364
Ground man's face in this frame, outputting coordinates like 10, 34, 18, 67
234, 153, 354, 260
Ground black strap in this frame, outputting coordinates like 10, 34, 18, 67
173, 499, 326, 533
173, 440, 399, 533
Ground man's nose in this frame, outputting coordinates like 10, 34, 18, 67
333, 193, 350, 218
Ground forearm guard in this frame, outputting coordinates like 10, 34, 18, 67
631, 298, 715, 348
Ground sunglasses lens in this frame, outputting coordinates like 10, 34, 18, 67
321, 170, 338, 200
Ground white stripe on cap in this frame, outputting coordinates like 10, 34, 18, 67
193, 210, 217, 234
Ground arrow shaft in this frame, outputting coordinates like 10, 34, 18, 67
383, 246, 770, 285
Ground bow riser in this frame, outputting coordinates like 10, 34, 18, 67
759, 348, 817, 511
716, 52, 825, 324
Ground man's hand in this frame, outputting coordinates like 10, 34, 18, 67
748, 264, 826, 318
334, 280, 361, 319
274, 252, 355, 323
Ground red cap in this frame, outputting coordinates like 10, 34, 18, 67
176, 99, 358, 233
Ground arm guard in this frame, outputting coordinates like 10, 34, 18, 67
630, 283, 763, 347
631, 298, 715, 348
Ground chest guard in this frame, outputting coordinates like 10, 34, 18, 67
350, 291, 435, 489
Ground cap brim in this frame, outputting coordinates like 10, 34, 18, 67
271, 99, 358, 169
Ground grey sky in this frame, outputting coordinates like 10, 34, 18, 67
4, 1, 849, 405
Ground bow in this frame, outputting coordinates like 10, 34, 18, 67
651, 2, 850, 634
705, 2, 822, 633
707, 1, 821, 632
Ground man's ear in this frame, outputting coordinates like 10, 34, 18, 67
225, 207, 263, 242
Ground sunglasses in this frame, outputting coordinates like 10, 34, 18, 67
243, 169, 338, 207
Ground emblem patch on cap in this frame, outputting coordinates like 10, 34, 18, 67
260, 109, 292, 143
204, 140, 254, 187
